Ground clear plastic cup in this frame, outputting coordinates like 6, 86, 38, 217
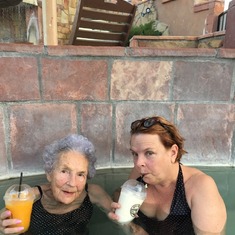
4, 184, 35, 233
115, 179, 147, 224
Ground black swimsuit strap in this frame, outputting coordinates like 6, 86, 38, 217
85, 183, 88, 192
35, 185, 43, 199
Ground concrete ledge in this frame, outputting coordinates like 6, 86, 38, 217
129, 35, 199, 48
129, 34, 225, 49
198, 31, 225, 48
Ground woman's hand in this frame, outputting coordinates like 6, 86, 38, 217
0, 209, 24, 234
107, 202, 120, 222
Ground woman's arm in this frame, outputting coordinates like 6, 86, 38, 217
128, 167, 141, 180
190, 174, 227, 235
88, 184, 113, 213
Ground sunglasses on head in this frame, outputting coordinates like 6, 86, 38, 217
131, 117, 169, 132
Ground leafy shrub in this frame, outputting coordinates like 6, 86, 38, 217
127, 20, 162, 45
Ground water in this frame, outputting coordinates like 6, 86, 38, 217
0, 167, 234, 234
89, 167, 235, 235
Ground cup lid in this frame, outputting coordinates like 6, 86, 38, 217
121, 179, 147, 195
4, 184, 35, 200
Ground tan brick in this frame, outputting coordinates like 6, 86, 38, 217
61, 27, 70, 34
61, 10, 69, 24
70, 0, 78, 8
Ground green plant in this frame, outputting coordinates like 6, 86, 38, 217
127, 20, 162, 45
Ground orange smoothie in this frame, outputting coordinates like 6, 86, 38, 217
6, 198, 34, 232
4, 184, 35, 233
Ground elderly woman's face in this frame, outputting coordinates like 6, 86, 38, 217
46, 150, 89, 204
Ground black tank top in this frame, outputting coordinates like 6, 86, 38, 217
133, 164, 195, 235
28, 184, 93, 235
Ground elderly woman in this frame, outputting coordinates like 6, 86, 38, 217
109, 116, 227, 235
0, 134, 112, 235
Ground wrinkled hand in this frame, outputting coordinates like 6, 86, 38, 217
0, 210, 24, 234
107, 202, 120, 222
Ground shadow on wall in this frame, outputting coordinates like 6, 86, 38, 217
0, 0, 22, 8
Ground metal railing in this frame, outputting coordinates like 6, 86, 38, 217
217, 10, 228, 31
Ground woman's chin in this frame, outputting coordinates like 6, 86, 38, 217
58, 192, 76, 204
59, 198, 75, 204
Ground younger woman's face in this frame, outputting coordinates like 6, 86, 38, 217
130, 133, 178, 185
47, 150, 89, 204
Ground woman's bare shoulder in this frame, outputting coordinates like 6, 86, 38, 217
182, 165, 223, 206
182, 165, 211, 185
182, 166, 226, 233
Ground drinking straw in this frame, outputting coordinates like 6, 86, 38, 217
18, 172, 23, 198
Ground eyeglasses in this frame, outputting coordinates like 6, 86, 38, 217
131, 117, 169, 132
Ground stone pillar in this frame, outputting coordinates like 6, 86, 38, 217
224, 0, 235, 48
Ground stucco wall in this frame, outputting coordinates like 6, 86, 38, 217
0, 44, 234, 180
155, 0, 224, 36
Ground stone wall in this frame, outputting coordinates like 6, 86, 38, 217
57, 0, 77, 45
0, 44, 234, 180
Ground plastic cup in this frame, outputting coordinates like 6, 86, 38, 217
4, 184, 35, 233
115, 179, 147, 224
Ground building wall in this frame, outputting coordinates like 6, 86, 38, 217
0, 44, 234, 180
155, 0, 224, 36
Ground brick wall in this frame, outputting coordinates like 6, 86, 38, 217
0, 44, 234, 180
